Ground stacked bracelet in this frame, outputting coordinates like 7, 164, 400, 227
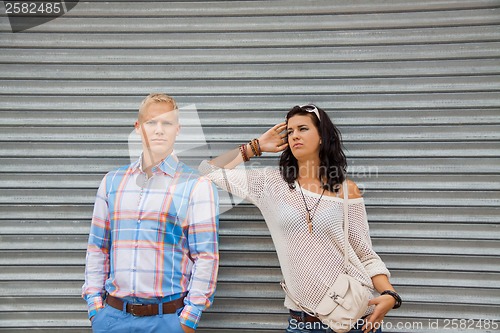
254, 139, 261, 155
381, 290, 402, 309
249, 139, 262, 157
249, 140, 259, 156
239, 144, 249, 162
239, 139, 261, 162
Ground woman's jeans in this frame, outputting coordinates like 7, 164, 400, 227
285, 315, 382, 333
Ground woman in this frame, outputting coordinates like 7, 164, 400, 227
199, 105, 401, 333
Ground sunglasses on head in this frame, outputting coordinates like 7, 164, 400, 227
299, 104, 320, 121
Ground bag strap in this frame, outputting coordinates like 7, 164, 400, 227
280, 280, 317, 316
342, 180, 349, 273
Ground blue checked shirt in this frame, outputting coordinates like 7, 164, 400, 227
82, 155, 219, 329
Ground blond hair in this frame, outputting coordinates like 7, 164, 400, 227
138, 93, 178, 122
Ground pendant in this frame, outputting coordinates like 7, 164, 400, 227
306, 212, 313, 234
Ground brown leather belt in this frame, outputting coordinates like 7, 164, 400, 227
289, 310, 322, 323
106, 295, 185, 317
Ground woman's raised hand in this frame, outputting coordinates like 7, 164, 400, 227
258, 122, 288, 153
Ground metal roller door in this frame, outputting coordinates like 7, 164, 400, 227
0, 0, 499, 332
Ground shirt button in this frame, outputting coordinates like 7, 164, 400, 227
137, 219, 141, 224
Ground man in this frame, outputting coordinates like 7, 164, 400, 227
82, 93, 219, 333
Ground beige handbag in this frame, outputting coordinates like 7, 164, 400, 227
281, 181, 370, 333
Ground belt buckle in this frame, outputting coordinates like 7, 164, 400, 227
129, 304, 143, 317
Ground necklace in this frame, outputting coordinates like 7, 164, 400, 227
297, 180, 326, 234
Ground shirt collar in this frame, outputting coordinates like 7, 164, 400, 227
132, 154, 179, 177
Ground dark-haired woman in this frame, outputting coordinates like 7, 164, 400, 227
199, 105, 400, 333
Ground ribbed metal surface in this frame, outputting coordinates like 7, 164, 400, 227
1, 0, 499, 332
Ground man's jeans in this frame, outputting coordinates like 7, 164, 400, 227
91, 304, 185, 333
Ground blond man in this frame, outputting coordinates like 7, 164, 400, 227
83, 94, 219, 333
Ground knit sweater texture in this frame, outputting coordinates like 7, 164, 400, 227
199, 161, 390, 314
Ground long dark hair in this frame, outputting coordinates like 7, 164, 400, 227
279, 105, 347, 192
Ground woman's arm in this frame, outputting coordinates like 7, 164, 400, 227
199, 122, 288, 204
340, 181, 400, 333
343, 181, 391, 279
209, 122, 288, 169
362, 274, 400, 333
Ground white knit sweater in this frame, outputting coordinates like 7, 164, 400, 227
199, 161, 390, 314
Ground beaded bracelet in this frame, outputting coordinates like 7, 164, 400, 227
239, 144, 249, 162
381, 290, 402, 309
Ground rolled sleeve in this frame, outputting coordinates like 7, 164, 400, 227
85, 294, 104, 319
179, 303, 203, 329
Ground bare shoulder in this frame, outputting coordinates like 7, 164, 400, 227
337, 179, 363, 199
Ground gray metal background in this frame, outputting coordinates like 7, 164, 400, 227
1, 0, 499, 332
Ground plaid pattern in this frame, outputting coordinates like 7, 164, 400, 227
82, 155, 219, 329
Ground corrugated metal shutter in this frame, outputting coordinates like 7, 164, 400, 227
1, 0, 499, 332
